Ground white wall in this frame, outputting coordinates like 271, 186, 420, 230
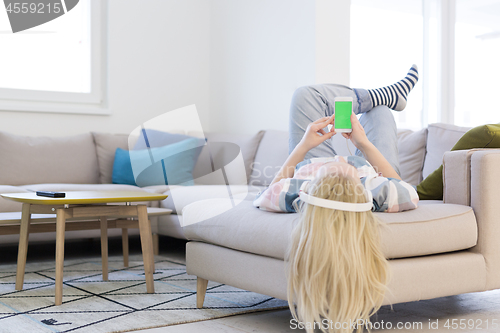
208, 0, 316, 134
0, 0, 352, 137
0, 0, 211, 136
209, 0, 351, 135
315, 0, 350, 85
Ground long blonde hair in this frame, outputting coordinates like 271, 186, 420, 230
287, 173, 389, 333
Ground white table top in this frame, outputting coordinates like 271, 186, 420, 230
1, 191, 168, 205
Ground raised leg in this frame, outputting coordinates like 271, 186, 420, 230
137, 205, 155, 293
100, 216, 108, 281
289, 84, 369, 158
122, 228, 129, 267
153, 233, 159, 256
357, 106, 401, 175
55, 208, 67, 305
15, 203, 31, 290
196, 277, 209, 308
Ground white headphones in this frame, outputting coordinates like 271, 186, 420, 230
299, 189, 373, 212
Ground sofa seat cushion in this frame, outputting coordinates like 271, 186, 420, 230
160, 185, 266, 214
141, 185, 170, 194
182, 200, 477, 260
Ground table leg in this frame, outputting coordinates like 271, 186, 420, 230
137, 205, 155, 293
122, 228, 129, 267
100, 216, 108, 281
153, 233, 159, 256
55, 208, 67, 306
15, 203, 31, 290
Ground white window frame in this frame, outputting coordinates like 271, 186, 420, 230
350, 0, 460, 128
437, 0, 455, 125
421, 0, 457, 127
0, 0, 108, 115
422, 0, 432, 127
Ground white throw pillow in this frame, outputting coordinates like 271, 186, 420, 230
398, 128, 428, 185
422, 123, 471, 179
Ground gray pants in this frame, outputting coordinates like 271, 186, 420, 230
289, 84, 400, 176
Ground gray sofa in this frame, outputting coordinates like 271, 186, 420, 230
181, 123, 500, 308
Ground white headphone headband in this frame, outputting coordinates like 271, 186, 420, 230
299, 190, 373, 212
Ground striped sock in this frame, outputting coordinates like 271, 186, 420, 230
368, 64, 419, 111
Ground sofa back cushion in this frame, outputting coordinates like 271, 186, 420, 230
191, 131, 264, 185
93, 132, 129, 184
249, 130, 289, 186
0, 132, 100, 185
397, 128, 428, 185
248, 128, 429, 187
422, 123, 471, 179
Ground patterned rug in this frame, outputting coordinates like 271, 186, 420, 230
0, 254, 288, 332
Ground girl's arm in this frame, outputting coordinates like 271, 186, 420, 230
343, 113, 401, 180
270, 115, 336, 185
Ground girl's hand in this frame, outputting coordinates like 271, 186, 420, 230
298, 115, 336, 151
341, 113, 370, 150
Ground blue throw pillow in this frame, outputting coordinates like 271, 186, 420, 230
112, 148, 136, 185
112, 137, 205, 186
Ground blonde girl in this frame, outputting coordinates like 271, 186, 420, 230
253, 67, 421, 332
287, 171, 389, 333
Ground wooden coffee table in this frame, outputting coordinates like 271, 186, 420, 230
1, 191, 168, 305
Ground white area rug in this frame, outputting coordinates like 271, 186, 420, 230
0, 254, 288, 332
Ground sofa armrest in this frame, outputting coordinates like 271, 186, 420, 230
469, 149, 500, 289
443, 150, 473, 205
443, 149, 494, 206
444, 149, 500, 289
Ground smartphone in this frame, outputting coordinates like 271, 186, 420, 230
334, 97, 353, 133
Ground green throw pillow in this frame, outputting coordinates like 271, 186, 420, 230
417, 124, 500, 200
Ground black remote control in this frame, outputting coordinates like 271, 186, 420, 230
36, 191, 66, 198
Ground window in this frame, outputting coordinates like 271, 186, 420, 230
455, 0, 500, 127
0, 0, 106, 114
350, 0, 424, 130
351, 0, 500, 129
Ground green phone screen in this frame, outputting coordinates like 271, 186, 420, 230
335, 101, 352, 129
